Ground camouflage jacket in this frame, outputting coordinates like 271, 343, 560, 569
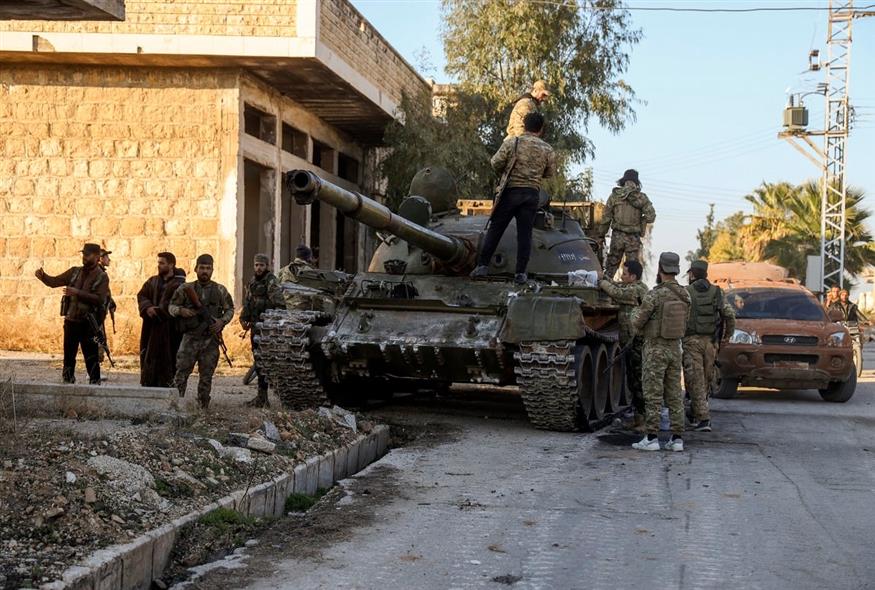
169, 280, 234, 336
599, 278, 649, 344
240, 271, 283, 323
505, 95, 538, 138
276, 258, 313, 284
632, 279, 691, 341
491, 133, 556, 191
598, 186, 656, 236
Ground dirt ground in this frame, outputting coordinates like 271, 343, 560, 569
0, 354, 370, 590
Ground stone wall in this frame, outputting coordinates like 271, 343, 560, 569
0, 0, 298, 37
319, 0, 426, 105
0, 65, 241, 354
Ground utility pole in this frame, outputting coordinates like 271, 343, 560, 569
779, 0, 875, 291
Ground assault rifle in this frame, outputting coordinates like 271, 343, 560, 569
602, 339, 634, 376
182, 285, 233, 368
85, 311, 115, 368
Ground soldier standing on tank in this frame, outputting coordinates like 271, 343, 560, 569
169, 254, 234, 410
470, 112, 556, 285
597, 170, 656, 279
277, 244, 314, 283
505, 80, 550, 139
683, 260, 736, 432
630, 252, 691, 452
240, 253, 283, 407
35, 243, 110, 384
598, 259, 649, 431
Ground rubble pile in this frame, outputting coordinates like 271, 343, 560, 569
0, 407, 363, 589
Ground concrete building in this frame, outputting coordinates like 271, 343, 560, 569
0, 0, 428, 353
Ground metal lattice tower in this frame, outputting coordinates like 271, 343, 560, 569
820, 0, 854, 290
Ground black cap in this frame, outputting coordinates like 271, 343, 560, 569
99, 248, 112, 256
81, 243, 101, 255
296, 244, 313, 261
617, 169, 640, 186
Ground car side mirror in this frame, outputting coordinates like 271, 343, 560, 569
827, 308, 844, 322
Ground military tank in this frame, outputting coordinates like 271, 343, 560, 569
255, 168, 626, 431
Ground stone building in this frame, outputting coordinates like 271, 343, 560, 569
0, 0, 427, 352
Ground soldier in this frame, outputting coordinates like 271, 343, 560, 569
169, 254, 234, 410
683, 260, 736, 432
35, 243, 109, 384
630, 252, 691, 452
240, 253, 283, 407
597, 169, 656, 279
96, 248, 117, 369
831, 289, 869, 323
470, 112, 556, 284
137, 252, 187, 387
505, 80, 550, 139
599, 260, 649, 431
277, 244, 314, 283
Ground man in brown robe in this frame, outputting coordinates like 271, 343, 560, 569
137, 252, 186, 387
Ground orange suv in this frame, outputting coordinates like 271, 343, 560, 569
710, 264, 856, 402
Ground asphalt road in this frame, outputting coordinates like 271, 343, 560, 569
195, 348, 875, 590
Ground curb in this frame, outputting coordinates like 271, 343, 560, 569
10, 381, 176, 419
41, 425, 390, 590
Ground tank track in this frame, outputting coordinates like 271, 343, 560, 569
514, 341, 581, 431
255, 308, 331, 409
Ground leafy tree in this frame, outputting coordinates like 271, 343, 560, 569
441, 0, 641, 160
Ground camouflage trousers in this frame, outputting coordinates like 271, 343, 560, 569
642, 339, 685, 435
683, 335, 715, 422
626, 336, 645, 416
604, 230, 642, 279
174, 333, 219, 406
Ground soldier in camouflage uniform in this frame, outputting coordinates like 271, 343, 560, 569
598, 259, 649, 430
683, 260, 736, 432
240, 253, 283, 407
169, 254, 234, 410
505, 80, 550, 139
630, 252, 691, 452
471, 112, 556, 285
597, 169, 656, 279
277, 244, 316, 310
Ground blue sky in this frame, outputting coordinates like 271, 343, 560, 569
351, 0, 875, 273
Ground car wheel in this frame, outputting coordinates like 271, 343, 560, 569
713, 376, 739, 399
819, 370, 857, 403
854, 344, 863, 378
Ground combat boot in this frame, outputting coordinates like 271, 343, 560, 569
246, 388, 270, 408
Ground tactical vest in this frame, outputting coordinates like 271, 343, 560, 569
611, 189, 645, 234
686, 282, 720, 337
643, 283, 689, 340
178, 281, 227, 335
63, 266, 108, 321
247, 273, 276, 319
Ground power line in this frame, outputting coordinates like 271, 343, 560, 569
358, 0, 875, 11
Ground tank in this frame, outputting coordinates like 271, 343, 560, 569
255, 169, 626, 431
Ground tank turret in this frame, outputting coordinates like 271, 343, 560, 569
287, 170, 476, 272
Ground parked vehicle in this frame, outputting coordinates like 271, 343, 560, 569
710, 265, 856, 402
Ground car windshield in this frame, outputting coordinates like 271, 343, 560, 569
726, 288, 827, 322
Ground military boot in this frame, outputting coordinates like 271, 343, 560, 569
246, 388, 270, 408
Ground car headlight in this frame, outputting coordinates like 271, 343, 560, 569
827, 331, 847, 347
729, 329, 760, 345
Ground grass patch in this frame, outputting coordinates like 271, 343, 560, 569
284, 488, 329, 512
198, 507, 254, 530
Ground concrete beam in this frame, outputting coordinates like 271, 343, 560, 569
9, 381, 177, 419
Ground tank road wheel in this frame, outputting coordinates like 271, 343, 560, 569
514, 341, 586, 431
590, 345, 610, 421
255, 309, 333, 409
575, 346, 595, 425
606, 342, 624, 414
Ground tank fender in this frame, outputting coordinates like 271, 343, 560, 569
499, 296, 587, 344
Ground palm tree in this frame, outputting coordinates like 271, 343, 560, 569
745, 180, 875, 279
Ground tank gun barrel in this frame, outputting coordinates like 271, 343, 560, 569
286, 170, 473, 268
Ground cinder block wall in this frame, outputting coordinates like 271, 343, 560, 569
0, 65, 241, 354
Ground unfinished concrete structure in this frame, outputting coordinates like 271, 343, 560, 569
0, 0, 428, 352
0, 0, 125, 21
